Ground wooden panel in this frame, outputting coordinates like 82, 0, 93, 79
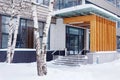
90, 15, 116, 52
64, 15, 96, 24
96, 16, 99, 51
90, 19, 97, 52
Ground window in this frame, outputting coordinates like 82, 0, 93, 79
36, 0, 49, 6
2, 16, 10, 33
55, 0, 82, 10
17, 19, 27, 48
107, 0, 116, 4
117, 36, 120, 49
117, 22, 120, 28
36, 0, 43, 4
1, 16, 18, 48
0, 16, 50, 49
18, 19, 34, 48
1, 16, 10, 48
116, 0, 120, 8
2, 34, 8, 48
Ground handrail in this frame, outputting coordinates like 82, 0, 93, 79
51, 50, 57, 55
79, 48, 85, 54
52, 49, 67, 60
52, 50, 59, 60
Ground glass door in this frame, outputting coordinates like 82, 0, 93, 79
69, 34, 79, 54
66, 26, 84, 55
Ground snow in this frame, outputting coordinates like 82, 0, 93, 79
0, 60, 120, 80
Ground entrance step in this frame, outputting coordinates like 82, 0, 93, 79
53, 55, 88, 66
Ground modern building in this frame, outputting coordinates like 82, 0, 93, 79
0, 0, 50, 62
49, 0, 120, 63
0, 0, 49, 49
0, 0, 120, 64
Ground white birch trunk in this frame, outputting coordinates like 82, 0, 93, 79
6, 0, 21, 63
6, 22, 13, 63
32, 0, 54, 76
39, 0, 54, 75
11, 15, 20, 62
7, 15, 20, 63
6, 14, 15, 63
32, 1, 43, 76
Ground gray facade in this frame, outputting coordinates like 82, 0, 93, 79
0, 0, 49, 21
87, 0, 120, 16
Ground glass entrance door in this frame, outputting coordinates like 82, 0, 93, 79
69, 34, 79, 54
66, 26, 84, 55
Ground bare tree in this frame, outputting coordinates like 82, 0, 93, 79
0, 0, 27, 63
32, 0, 54, 76
0, 0, 54, 76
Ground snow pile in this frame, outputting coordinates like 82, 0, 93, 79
0, 59, 120, 80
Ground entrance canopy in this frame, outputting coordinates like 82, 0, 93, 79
64, 15, 116, 52
53, 4, 120, 21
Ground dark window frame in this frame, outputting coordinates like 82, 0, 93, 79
66, 26, 85, 54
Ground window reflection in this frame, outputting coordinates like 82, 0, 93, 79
107, 0, 116, 4
107, 0, 120, 8
36, 0, 49, 6
66, 26, 84, 54
116, 0, 120, 8
1, 16, 10, 48
55, 0, 82, 10
0, 15, 50, 49
117, 36, 120, 49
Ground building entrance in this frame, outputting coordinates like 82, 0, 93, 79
66, 26, 84, 54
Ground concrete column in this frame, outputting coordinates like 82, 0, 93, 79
82, 0, 85, 4
50, 18, 66, 50
86, 29, 90, 50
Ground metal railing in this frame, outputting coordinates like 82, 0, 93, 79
52, 48, 67, 60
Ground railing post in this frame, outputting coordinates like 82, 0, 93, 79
65, 48, 67, 56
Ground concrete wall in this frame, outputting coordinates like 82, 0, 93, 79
87, 52, 120, 64
50, 18, 66, 50
86, 0, 120, 16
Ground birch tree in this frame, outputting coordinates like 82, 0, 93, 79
6, 0, 25, 63
0, 0, 27, 63
32, 0, 54, 76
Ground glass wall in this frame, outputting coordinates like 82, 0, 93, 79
117, 21, 120, 28
0, 15, 50, 49
117, 36, 120, 49
55, 0, 82, 10
66, 26, 84, 54
1, 16, 10, 48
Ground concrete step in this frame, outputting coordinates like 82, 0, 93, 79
53, 55, 88, 66
53, 62, 80, 66
54, 59, 86, 62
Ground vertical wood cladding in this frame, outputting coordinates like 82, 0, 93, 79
64, 15, 116, 52
90, 15, 116, 52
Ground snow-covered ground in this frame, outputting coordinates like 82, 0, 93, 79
0, 60, 120, 80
